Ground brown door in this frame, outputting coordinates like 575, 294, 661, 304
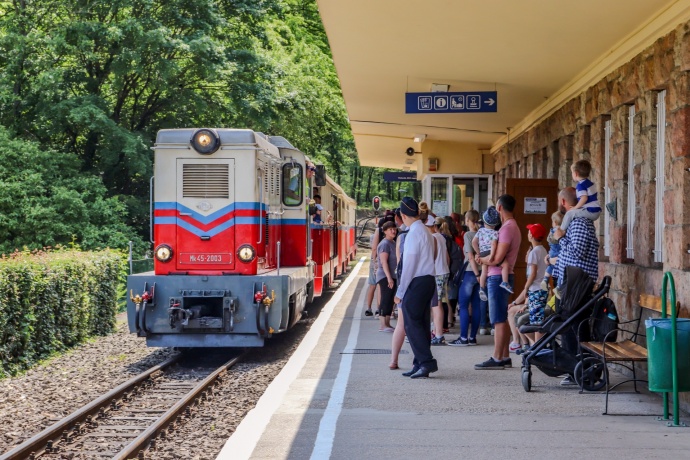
505, 179, 559, 299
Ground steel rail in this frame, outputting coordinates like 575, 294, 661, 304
113, 354, 244, 459
0, 355, 180, 460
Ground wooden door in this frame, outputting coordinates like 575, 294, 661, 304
505, 179, 559, 298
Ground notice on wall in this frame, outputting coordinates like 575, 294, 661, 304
524, 197, 547, 214
433, 200, 448, 217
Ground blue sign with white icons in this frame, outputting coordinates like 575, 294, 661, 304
405, 91, 497, 113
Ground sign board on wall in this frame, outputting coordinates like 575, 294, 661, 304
433, 200, 448, 217
524, 197, 547, 214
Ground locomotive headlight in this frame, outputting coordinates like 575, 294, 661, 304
237, 244, 256, 263
191, 128, 220, 154
155, 244, 173, 262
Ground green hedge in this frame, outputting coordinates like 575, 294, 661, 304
0, 249, 124, 377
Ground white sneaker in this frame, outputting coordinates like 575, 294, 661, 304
479, 328, 490, 336
490, 328, 495, 336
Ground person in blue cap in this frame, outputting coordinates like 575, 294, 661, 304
473, 206, 513, 301
394, 196, 438, 378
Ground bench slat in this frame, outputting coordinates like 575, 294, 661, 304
639, 294, 680, 316
580, 340, 648, 361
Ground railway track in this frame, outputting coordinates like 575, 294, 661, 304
1, 353, 244, 460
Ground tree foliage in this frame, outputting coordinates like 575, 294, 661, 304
0, 0, 402, 251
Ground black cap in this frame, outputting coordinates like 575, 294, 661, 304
400, 197, 419, 217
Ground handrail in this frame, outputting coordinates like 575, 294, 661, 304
149, 176, 155, 243
258, 171, 263, 244
660, 271, 681, 426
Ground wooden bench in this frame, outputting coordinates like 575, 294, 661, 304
578, 294, 681, 415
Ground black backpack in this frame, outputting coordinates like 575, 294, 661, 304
589, 297, 619, 342
444, 234, 464, 280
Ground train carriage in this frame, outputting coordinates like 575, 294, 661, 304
127, 128, 356, 347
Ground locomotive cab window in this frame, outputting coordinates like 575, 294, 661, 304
282, 164, 303, 206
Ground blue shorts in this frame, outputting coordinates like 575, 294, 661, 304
487, 274, 514, 324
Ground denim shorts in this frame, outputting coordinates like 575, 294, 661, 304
367, 260, 377, 285
487, 274, 514, 324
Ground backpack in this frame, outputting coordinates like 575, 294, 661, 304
444, 234, 464, 280
589, 297, 619, 342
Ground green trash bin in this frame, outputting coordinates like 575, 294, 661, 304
645, 318, 690, 393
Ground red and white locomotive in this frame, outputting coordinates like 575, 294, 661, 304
127, 128, 357, 347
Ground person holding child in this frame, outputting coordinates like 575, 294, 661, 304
554, 159, 601, 240
474, 206, 513, 301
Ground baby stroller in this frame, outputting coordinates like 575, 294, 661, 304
520, 266, 612, 392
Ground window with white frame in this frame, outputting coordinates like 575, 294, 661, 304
626, 105, 635, 259
654, 90, 666, 263
604, 119, 611, 257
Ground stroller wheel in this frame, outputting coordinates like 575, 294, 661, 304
522, 368, 532, 392
574, 356, 607, 391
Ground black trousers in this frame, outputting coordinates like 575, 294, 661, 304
377, 278, 397, 317
402, 275, 437, 369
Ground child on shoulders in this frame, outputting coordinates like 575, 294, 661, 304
554, 159, 601, 239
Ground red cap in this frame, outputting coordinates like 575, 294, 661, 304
526, 223, 547, 240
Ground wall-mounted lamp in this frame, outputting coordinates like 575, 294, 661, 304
413, 134, 426, 143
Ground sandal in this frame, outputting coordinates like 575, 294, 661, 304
389, 362, 399, 370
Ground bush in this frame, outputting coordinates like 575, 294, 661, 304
0, 249, 124, 377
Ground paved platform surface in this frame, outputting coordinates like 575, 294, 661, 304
219, 259, 688, 460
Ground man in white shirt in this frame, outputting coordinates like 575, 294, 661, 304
394, 197, 438, 378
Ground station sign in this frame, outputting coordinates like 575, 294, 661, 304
405, 91, 497, 114
383, 171, 418, 182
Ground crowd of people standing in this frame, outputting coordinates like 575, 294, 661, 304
365, 159, 601, 380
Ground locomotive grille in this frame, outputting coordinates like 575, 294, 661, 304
183, 164, 230, 198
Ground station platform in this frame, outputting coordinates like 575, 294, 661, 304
218, 258, 688, 460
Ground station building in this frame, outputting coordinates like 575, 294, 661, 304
318, 1, 690, 405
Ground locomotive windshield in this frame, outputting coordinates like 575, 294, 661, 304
282, 164, 303, 206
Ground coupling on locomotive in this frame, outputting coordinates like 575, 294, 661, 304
127, 128, 357, 347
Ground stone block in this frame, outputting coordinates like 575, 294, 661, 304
663, 225, 685, 270
677, 23, 690, 72
667, 106, 690, 157
609, 225, 626, 264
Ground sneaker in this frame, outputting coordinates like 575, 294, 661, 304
499, 281, 514, 294
375, 310, 380, 317
479, 327, 490, 336
516, 345, 530, 355
431, 336, 446, 346
560, 375, 578, 386
404, 337, 409, 343
500, 358, 513, 368
479, 288, 488, 301
509, 342, 522, 353
474, 357, 505, 370
490, 328, 495, 336
443, 328, 450, 334
540, 278, 549, 292
364, 309, 373, 317
468, 337, 477, 346
382, 327, 395, 333
448, 338, 469, 347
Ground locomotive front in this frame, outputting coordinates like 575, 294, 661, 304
127, 128, 312, 347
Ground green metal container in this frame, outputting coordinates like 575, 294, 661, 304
645, 318, 690, 393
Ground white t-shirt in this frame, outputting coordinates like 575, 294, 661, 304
432, 232, 449, 276
526, 245, 548, 291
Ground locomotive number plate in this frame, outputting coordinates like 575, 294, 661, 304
180, 253, 232, 264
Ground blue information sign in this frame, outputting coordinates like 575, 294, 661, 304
383, 171, 418, 182
405, 91, 497, 114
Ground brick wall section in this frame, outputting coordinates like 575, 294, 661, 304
493, 21, 690, 406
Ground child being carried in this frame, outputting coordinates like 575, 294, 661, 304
473, 206, 512, 302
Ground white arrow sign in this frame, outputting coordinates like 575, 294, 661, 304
485, 98, 496, 106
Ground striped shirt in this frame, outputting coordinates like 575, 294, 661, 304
577, 178, 601, 213
554, 217, 599, 285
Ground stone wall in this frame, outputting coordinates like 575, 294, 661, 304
493, 20, 690, 408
